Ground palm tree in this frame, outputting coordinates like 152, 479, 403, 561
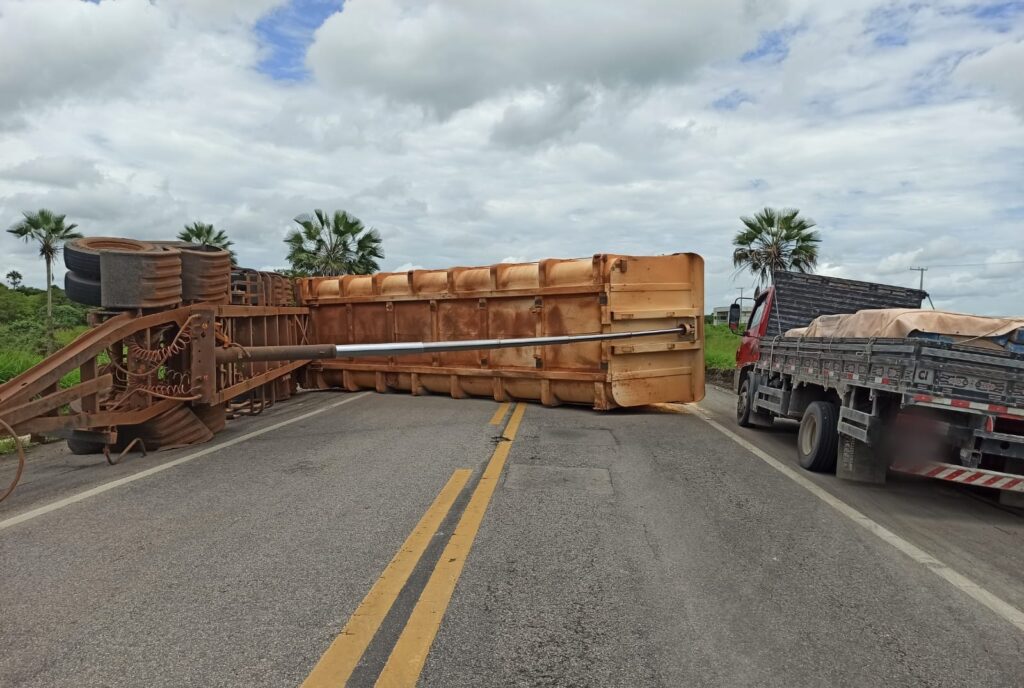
5, 270, 22, 290
178, 221, 236, 264
732, 207, 820, 285
285, 209, 384, 276
7, 209, 82, 353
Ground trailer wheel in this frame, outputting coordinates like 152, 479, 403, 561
64, 237, 155, 280
64, 270, 102, 307
737, 378, 753, 427
66, 437, 105, 455
798, 401, 839, 472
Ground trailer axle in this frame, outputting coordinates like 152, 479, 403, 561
215, 325, 692, 364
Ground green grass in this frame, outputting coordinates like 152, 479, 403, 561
54, 325, 89, 348
0, 326, 89, 388
0, 327, 90, 455
0, 435, 34, 454
704, 323, 740, 370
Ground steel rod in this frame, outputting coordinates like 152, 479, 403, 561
216, 325, 690, 363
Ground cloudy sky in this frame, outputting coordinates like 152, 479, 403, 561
1, 0, 1022, 314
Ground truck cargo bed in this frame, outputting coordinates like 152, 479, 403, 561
756, 335, 1024, 411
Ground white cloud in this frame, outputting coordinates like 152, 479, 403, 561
167, 0, 288, 27
0, 0, 1022, 318
491, 86, 596, 148
876, 236, 963, 275
956, 40, 1024, 115
307, 0, 784, 115
0, 0, 168, 112
0, 156, 103, 188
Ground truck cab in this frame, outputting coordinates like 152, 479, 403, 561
728, 287, 774, 393
726, 272, 928, 423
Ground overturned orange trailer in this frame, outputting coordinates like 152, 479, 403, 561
296, 253, 704, 409
0, 248, 702, 502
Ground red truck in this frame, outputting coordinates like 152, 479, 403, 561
727, 272, 1024, 506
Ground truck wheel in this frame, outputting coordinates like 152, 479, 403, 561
66, 437, 105, 455
64, 237, 156, 280
64, 271, 102, 306
798, 401, 839, 472
737, 378, 753, 427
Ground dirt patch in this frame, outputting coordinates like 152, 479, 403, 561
705, 368, 734, 391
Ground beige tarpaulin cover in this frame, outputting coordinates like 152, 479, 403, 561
786, 309, 1024, 348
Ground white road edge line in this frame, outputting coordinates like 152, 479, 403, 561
0, 392, 371, 532
688, 404, 1024, 634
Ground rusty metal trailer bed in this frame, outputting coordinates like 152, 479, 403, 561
0, 248, 704, 502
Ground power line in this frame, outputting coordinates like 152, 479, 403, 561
908, 261, 1024, 292
922, 260, 1024, 268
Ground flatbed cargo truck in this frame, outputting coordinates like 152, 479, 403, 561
729, 272, 1024, 505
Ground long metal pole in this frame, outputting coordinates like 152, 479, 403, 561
216, 325, 691, 364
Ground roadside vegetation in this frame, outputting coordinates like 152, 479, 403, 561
7, 209, 83, 354
0, 284, 89, 385
705, 324, 740, 370
0, 285, 91, 453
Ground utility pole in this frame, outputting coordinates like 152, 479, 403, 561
909, 266, 927, 291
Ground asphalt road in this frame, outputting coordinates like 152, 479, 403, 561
2, 387, 1024, 687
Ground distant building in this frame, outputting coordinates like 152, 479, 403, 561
711, 305, 753, 326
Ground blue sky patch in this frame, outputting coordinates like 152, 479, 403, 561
970, 0, 1024, 32
712, 89, 755, 111
904, 50, 971, 106
255, 0, 342, 81
742, 25, 803, 63
971, 1, 1024, 21
863, 3, 921, 48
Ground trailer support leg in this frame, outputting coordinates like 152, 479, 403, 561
836, 435, 887, 484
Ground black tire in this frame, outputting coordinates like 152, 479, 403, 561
64, 237, 155, 279
798, 401, 839, 472
737, 377, 753, 427
64, 242, 100, 279
64, 270, 102, 307
67, 437, 104, 455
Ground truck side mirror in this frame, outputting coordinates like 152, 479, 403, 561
727, 303, 742, 333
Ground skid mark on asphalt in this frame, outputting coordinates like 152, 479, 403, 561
688, 404, 1024, 634
0, 393, 371, 532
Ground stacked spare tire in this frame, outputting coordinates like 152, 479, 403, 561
64, 237, 232, 308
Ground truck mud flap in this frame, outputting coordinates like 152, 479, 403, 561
837, 435, 887, 484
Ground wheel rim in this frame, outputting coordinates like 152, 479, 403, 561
800, 414, 818, 455
75, 237, 153, 253
737, 383, 748, 419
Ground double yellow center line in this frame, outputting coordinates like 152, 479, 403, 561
302, 402, 526, 688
